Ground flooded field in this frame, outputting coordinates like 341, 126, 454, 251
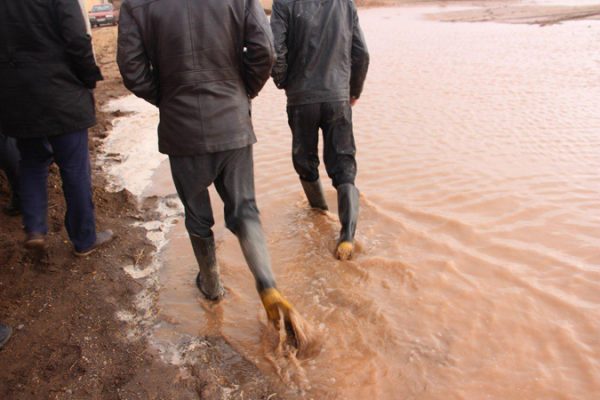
105, 5, 600, 399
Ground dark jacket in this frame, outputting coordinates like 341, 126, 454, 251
0, 0, 103, 138
270, 0, 370, 106
117, 0, 274, 156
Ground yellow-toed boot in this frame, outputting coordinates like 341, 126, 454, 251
260, 288, 318, 355
336, 183, 359, 260
260, 288, 294, 329
336, 241, 354, 261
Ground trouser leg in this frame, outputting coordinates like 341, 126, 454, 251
49, 130, 96, 252
321, 101, 360, 259
0, 133, 20, 205
169, 156, 216, 238
213, 145, 276, 292
16, 137, 53, 235
321, 101, 357, 188
169, 154, 224, 299
287, 104, 321, 183
287, 104, 328, 209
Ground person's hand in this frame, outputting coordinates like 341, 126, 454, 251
350, 96, 358, 107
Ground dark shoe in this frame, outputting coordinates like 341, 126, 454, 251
74, 230, 115, 257
190, 234, 225, 301
24, 232, 46, 250
336, 184, 359, 261
0, 323, 12, 349
300, 178, 328, 211
3, 196, 20, 216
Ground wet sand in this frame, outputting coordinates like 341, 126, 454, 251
99, 3, 600, 399
430, 3, 600, 25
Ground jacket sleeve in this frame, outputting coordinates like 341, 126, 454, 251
54, 0, 103, 88
117, 1, 158, 105
350, 2, 369, 99
242, 0, 275, 98
269, 0, 289, 89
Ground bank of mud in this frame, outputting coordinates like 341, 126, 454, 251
0, 27, 276, 399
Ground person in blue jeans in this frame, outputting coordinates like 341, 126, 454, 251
0, 1, 113, 255
0, 130, 20, 216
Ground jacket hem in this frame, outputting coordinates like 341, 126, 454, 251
159, 135, 257, 156
285, 90, 350, 107
1, 119, 97, 139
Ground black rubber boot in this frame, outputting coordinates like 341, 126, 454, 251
190, 234, 225, 301
300, 178, 328, 211
235, 219, 277, 293
336, 183, 359, 260
0, 323, 12, 349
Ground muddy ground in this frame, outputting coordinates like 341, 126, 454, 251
0, 27, 277, 400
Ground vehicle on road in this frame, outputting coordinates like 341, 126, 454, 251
89, 4, 118, 28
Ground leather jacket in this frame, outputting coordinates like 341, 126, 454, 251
0, 0, 103, 138
117, 0, 274, 156
270, 0, 370, 106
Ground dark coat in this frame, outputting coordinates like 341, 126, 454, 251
117, 0, 275, 156
0, 0, 103, 138
270, 0, 370, 106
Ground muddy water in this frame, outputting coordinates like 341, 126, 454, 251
126, 6, 600, 399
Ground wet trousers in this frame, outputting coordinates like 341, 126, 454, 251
16, 130, 97, 251
0, 132, 20, 198
169, 145, 261, 237
169, 145, 276, 290
287, 101, 357, 188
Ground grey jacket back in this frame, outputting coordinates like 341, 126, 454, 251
270, 0, 369, 106
117, 0, 274, 155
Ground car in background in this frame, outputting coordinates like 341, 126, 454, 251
89, 4, 118, 28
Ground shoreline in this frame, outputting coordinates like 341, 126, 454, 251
428, 3, 600, 25
2, 1, 598, 398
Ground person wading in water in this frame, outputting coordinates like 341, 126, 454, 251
270, 0, 370, 260
117, 0, 304, 344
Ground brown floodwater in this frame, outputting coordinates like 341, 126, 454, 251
143, 6, 600, 399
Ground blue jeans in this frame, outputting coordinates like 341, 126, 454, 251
16, 130, 96, 252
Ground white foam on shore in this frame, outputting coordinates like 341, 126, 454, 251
100, 95, 189, 363
101, 95, 166, 198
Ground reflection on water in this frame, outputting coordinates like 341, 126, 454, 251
146, 6, 600, 399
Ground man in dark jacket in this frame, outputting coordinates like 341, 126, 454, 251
117, 0, 298, 329
0, 0, 113, 255
271, 0, 369, 261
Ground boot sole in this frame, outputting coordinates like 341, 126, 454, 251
74, 234, 115, 257
196, 273, 225, 301
24, 239, 47, 251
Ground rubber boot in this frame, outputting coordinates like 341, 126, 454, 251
236, 219, 277, 292
336, 183, 359, 261
0, 323, 12, 349
300, 178, 328, 211
190, 234, 225, 301
235, 219, 301, 344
